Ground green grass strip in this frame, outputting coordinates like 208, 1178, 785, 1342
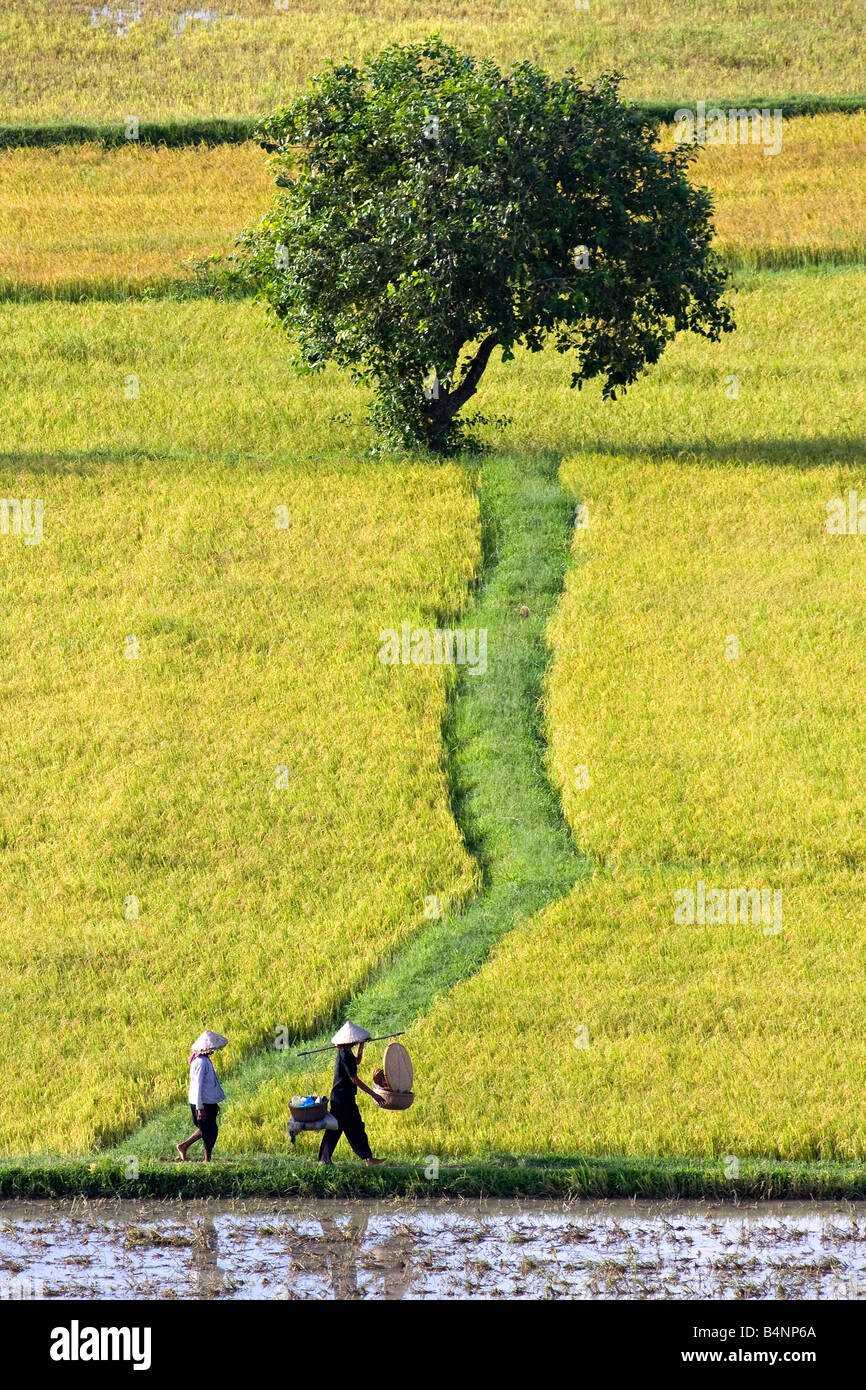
1, 245, 863, 306
4, 1155, 866, 1199
0, 118, 259, 149
0, 276, 250, 304
2, 96, 863, 148
638, 93, 866, 121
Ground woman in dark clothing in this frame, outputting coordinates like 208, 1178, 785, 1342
318, 1022, 386, 1166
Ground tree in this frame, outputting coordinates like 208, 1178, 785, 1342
239, 36, 734, 452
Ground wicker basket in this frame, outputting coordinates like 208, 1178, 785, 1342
289, 1096, 329, 1123
373, 1085, 415, 1111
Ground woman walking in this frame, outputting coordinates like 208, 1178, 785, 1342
177, 1030, 227, 1162
318, 1022, 386, 1167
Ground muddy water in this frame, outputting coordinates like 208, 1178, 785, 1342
1, 1199, 864, 1300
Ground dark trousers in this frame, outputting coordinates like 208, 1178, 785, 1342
190, 1102, 220, 1153
318, 1098, 372, 1162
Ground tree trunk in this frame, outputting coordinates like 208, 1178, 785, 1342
425, 333, 499, 447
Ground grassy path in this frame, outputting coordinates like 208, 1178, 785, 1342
114, 449, 588, 1164
7, 1153, 866, 1200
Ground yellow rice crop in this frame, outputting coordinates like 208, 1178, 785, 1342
0, 299, 376, 458
221, 267, 866, 1161
547, 454, 866, 875
0, 116, 861, 298
378, 868, 866, 1161
0, 140, 270, 295
0, 454, 480, 1152
355, 275, 866, 1162
372, 454, 866, 1162
0, 270, 861, 1157
665, 111, 866, 266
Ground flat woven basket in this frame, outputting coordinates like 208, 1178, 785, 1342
373, 1085, 415, 1111
289, 1097, 328, 1123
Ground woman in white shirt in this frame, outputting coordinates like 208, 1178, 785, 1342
177, 1030, 227, 1162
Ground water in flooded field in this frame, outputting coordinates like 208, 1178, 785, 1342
1, 1199, 865, 1300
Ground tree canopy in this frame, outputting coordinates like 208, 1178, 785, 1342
240, 36, 734, 451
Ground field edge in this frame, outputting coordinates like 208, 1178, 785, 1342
5, 1155, 866, 1200
2, 96, 864, 149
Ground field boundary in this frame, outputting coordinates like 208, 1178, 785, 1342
4, 1155, 866, 1200
2, 95, 864, 149
2, 251, 864, 307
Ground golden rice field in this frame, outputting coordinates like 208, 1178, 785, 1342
383, 868, 866, 1161
0, 114, 863, 296
487, 265, 863, 459
0, 261, 862, 1157
666, 111, 866, 268
0, 454, 479, 1152
1, 0, 862, 125
547, 453, 866, 875
0, 299, 374, 458
0, 140, 270, 296
0, 268, 859, 468
0, 0, 862, 1176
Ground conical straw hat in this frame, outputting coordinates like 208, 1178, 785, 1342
331, 1021, 371, 1046
191, 1029, 228, 1054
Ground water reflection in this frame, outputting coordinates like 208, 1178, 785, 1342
190, 1216, 223, 1299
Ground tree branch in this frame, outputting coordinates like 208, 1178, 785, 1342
426, 333, 500, 442
448, 333, 500, 412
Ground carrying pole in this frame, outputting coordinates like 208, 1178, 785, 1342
296, 1031, 405, 1057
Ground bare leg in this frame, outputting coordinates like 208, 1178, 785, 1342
318, 1123, 342, 1165
203, 1148, 213, 1162
177, 1129, 202, 1161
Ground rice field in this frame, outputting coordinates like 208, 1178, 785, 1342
0, 299, 374, 458
547, 454, 866, 874
0, 140, 270, 297
482, 265, 863, 459
382, 868, 866, 1161
222, 265, 866, 1165
1, 0, 862, 125
0, 453, 480, 1152
375, 313, 866, 1161
0, 266, 861, 463
666, 111, 866, 268
0, 113, 863, 298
